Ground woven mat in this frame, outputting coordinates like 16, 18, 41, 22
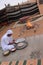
0, 59, 41, 65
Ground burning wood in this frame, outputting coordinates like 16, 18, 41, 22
26, 20, 34, 28
19, 16, 29, 23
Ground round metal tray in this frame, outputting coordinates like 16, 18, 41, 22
16, 41, 28, 50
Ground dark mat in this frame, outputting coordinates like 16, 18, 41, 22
39, 0, 43, 4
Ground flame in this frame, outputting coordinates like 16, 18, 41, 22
26, 20, 33, 27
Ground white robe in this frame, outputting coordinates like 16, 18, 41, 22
1, 33, 14, 51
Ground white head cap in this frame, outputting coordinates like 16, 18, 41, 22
6, 30, 13, 35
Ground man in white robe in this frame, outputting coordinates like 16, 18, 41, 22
1, 30, 16, 52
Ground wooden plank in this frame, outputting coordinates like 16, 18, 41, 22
26, 59, 37, 65
41, 59, 43, 65
1, 62, 10, 65
11, 61, 16, 65
18, 61, 23, 65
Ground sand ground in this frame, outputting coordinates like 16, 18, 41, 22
0, 16, 43, 39
0, 17, 43, 61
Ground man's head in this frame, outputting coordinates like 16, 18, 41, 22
6, 30, 13, 37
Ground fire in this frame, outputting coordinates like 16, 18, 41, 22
26, 20, 33, 27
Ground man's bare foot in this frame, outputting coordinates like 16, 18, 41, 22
3, 50, 10, 56
11, 48, 16, 52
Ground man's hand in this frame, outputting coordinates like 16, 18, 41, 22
13, 39, 15, 42
9, 40, 15, 45
8, 42, 14, 45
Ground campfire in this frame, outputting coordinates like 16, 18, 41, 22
18, 19, 39, 37
26, 20, 34, 29
25, 20, 39, 32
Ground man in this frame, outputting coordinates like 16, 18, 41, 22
1, 30, 16, 52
